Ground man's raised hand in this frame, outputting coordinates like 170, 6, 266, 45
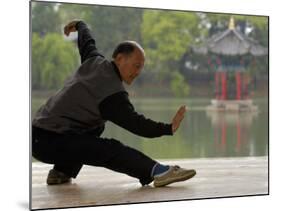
171, 105, 187, 134
64, 20, 80, 36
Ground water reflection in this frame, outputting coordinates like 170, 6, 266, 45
206, 111, 258, 156
31, 98, 268, 160
102, 99, 268, 159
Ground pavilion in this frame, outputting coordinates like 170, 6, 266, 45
193, 17, 267, 112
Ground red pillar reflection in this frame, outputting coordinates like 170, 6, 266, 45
221, 119, 226, 150
236, 116, 241, 152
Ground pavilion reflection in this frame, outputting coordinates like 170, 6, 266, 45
206, 110, 259, 155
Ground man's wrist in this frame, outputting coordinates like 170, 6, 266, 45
75, 20, 84, 30
168, 124, 174, 135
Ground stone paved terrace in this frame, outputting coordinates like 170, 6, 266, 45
31, 156, 268, 210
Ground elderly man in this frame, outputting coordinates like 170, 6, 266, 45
32, 20, 196, 187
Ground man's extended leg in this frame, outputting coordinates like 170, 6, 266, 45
33, 126, 195, 187
60, 136, 196, 187
32, 126, 156, 186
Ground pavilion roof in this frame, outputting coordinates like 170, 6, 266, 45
193, 18, 268, 56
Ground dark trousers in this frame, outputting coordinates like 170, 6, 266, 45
32, 126, 156, 186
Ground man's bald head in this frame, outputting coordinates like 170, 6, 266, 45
112, 41, 145, 59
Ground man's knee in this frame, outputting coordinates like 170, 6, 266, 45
102, 138, 126, 149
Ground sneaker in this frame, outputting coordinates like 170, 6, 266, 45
46, 169, 72, 185
153, 165, 196, 187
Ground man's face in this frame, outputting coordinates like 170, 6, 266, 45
117, 49, 145, 85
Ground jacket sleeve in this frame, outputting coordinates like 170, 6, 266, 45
99, 91, 173, 138
75, 21, 104, 63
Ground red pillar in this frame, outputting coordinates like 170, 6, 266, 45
235, 71, 241, 100
221, 72, 227, 100
243, 73, 248, 99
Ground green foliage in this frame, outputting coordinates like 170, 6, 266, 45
141, 10, 200, 96
170, 72, 190, 98
32, 2, 61, 36
31, 2, 268, 96
247, 16, 268, 46
58, 3, 90, 22
32, 33, 79, 90
32, 33, 43, 89
85, 6, 143, 59
59, 4, 143, 59
142, 10, 200, 65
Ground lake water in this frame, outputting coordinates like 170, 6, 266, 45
32, 98, 268, 160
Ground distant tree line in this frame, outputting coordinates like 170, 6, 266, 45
32, 2, 268, 97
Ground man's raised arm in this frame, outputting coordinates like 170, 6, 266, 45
64, 20, 103, 63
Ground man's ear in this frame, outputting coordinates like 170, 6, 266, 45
115, 54, 123, 64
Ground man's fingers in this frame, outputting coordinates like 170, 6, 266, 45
172, 105, 187, 133
174, 107, 186, 122
177, 106, 186, 117
64, 26, 70, 36
176, 115, 184, 125
64, 21, 78, 36
180, 105, 186, 112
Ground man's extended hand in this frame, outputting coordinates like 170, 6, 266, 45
172, 105, 187, 134
64, 20, 80, 36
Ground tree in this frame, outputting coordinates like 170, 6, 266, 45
32, 33, 43, 89
59, 4, 143, 59
141, 10, 201, 97
32, 2, 61, 36
142, 10, 201, 66
171, 72, 190, 97
246, 16, 268, 46
32, 33, 79, 90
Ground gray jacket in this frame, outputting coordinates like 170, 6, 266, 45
32, 56, 125, 134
